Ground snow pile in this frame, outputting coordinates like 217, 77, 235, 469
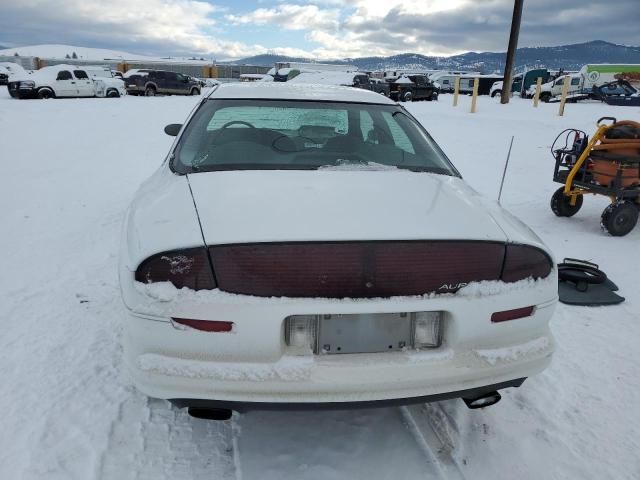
139, 354, 314, 381
475, 337, 551, 365
456, 272, 556, 297
318, 161, 399, 171
134, 273, 553, 316
289, 71, 365, 86
394, 75, 414, 84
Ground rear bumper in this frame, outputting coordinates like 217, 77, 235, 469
169, 378, 526, 412
122, 276, 557, 404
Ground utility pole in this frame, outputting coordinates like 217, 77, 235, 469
501, 0, 524, 104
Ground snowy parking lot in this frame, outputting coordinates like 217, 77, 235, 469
1, 88, 639, 480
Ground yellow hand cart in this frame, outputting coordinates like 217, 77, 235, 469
550, 117, 640, 236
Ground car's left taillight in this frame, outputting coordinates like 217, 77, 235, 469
501, 244, 553, 283
135, 247, 216, 290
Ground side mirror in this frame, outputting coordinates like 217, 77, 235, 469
164, 123, 182, 136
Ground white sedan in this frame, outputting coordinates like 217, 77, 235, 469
120, 83, 557, 420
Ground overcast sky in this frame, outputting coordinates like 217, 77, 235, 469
0, 0, 638, 59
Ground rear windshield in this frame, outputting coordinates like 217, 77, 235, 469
172, 99, 457, 175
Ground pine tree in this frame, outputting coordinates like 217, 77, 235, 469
65, 54, 71, 59
72, 52, 78, 59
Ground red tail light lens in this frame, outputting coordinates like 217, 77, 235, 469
135, 247, 216, 290
209, 241, 505, 298
171, 318, 233, 332
501, 244, 552, 282
491, 306, 535, 323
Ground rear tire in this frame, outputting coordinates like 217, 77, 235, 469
106, 89, 120, 98
550, 187, 583, 217
540, 92, 551, 103
190, 87, 200, 96
492, 90, 502, 98
402, 91, 413, 102
145, 87, 156, 96
601, 201, 639, 236
37, 88, 54, 99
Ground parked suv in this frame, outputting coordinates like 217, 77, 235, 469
125, 70, 201, 96
390, 75, 439, 102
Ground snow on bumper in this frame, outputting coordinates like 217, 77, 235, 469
121, 275, 557, 403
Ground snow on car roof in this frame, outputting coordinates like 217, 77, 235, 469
288, 71, 369, 86
394, 76, 414, 84
207, 82, 395, 104
11, 64, 80, 81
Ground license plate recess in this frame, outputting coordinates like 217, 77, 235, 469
318, 312, 412, 354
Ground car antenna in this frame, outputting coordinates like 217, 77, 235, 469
497, 136, 514, 204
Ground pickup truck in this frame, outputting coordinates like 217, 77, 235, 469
125, 70, 201, 96
389, 74, 439, 101
0, 62, 30, 85
8, 64, 126, 99
530, 65, 640, 102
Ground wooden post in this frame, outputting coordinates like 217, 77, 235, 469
470, 78, 479, 113
533, 77, 542, 107
453, 77, 460, 107
558, 75, 570, 116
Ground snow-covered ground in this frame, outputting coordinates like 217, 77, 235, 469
0, 44, 210, 63
0, 88, 638, 480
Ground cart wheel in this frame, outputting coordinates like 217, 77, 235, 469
550, 187, 583, 217
601, 201, 639, 236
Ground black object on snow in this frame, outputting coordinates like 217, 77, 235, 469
558, 258, 625, 306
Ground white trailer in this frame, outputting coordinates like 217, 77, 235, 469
429, 71, 481, 92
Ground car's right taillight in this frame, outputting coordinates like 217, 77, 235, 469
501, 244, 553, 282
135, 247, 216, 290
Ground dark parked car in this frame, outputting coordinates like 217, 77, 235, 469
353, 74, 390, 96
125, 70, 201, 96
390, 75, 439, 102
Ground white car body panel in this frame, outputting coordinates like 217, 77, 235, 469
188, 171, 508, 245
207, 82, 395, 104
121, 168, 203, 273
120, 83, 557, 406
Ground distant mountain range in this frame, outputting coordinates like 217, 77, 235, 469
230, 41, 640, 73
2, 40, 639, 73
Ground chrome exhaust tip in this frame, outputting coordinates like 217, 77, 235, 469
463, 391, 502, 409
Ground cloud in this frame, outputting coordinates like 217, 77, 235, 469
226, 4, 340, 32
0, 0, 267, 58
0, 0, 638, 60
310, 0, 640, 58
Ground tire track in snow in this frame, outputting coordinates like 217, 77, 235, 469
97, 395, 238, 480
233, 406, 454, 480
401, 403, 467, 480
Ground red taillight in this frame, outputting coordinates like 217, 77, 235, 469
172, 318, 233, 332
135, 247, 216, 290
491, 306, 535, 323
209, 241, 505, 298
501, 244, 552, 282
